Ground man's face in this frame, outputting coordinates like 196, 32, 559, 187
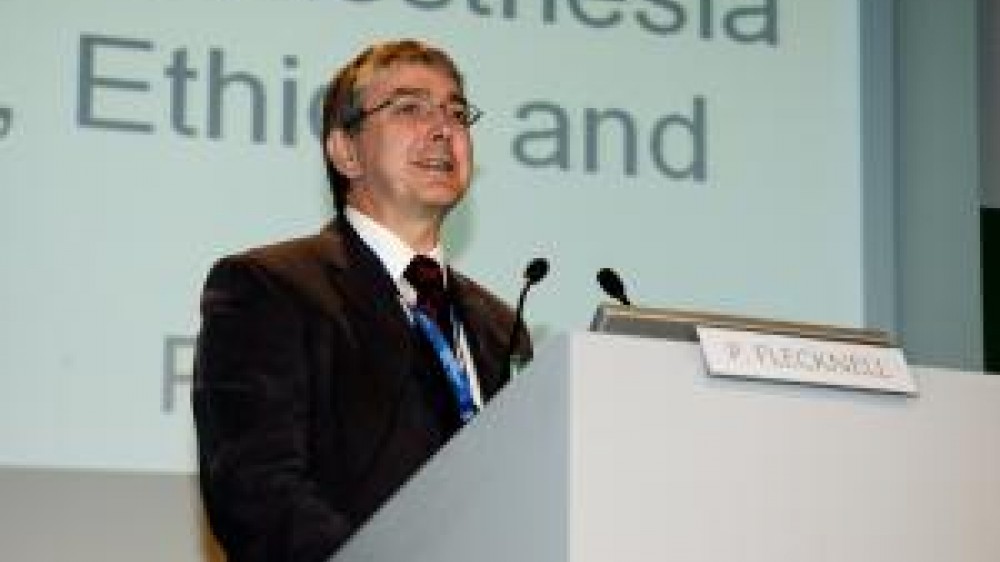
334, 62, 474, 225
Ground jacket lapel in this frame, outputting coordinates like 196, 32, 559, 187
307, 220, 413, 340
449, 273, 511, 401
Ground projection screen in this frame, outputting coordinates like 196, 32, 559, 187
1, 0, 872, 475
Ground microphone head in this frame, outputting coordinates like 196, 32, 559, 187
596, 267, 630, 305
525, 257, 549, 285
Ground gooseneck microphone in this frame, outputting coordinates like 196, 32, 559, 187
597, 267, 632, 306
506, 257, 550, 370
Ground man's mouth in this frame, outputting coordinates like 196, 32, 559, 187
413, 157, 455, 172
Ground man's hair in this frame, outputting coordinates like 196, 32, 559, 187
321, 39, 466, 214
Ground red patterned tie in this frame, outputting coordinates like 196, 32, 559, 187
404, 255, 455, 348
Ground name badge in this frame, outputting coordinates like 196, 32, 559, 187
696, 325, 916, 395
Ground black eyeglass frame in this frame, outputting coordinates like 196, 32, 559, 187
343, 93, 483, 130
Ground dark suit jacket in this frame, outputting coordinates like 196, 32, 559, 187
192, 219, 526, 562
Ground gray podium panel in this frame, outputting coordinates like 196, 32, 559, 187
332, 333, 1000, 562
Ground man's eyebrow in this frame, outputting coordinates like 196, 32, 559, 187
384, 86, 468, 105
385, 86, 428, 98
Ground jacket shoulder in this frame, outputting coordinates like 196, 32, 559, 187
205, 228, 347, 316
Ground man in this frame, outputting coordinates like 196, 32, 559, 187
192, 39, 528, 562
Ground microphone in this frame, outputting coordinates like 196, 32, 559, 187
506, 257, 549, 371
597, 267, 632, 306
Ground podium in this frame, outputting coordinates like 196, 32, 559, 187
332, 333, 1000, 562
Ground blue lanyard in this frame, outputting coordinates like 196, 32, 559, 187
409, 305, 478, 423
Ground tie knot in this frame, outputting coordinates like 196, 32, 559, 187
405, 255, 446, 295
405, 254, 455, 348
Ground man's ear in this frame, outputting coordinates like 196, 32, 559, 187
326, 129, 362, 179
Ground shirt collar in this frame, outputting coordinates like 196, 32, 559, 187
344, 206, 447, 289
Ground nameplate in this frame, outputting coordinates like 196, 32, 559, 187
696, 326, 917, 395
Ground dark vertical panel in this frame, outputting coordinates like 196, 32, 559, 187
983, 208, 999, 372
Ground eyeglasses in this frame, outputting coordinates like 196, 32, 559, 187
349, 92, 483, 129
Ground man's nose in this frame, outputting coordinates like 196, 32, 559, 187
427, 109, 456, 140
